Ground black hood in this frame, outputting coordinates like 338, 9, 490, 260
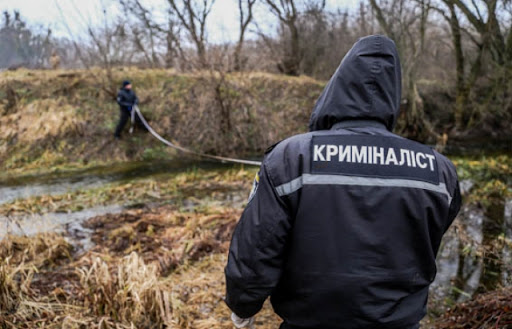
309, 35, 401, 132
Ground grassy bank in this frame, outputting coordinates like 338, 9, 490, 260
0, 68, 323, 174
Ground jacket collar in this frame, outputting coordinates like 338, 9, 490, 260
331, 119, 388, 131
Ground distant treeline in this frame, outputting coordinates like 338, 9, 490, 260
1, 1, 512, 142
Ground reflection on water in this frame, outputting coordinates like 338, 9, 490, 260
0, 160, 230, 205
478, 192, 506, 293
431, 177, 511, 305
0, 177, 112, 206
430, 206, 483, 302
504, 201, 512, 285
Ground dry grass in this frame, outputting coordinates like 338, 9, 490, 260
0, 202, 246, 328
164, 253, 282, 329
77, 252, 168, 328
0, 259, 19, 315
85, 204, 241, 275
1, 153, 510, 328
0, 98, 84, 143
1, 197, 511, 328
435, 288, 512, 328
0, 233, 78, 328
0, 233, 72, 268
0, 68, 323, 172
0, 168, 256, 328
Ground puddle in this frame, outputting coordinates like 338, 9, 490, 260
0, 205, 123, 250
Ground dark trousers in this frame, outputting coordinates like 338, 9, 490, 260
115, 108, 147, 137
114, 108, 131, 137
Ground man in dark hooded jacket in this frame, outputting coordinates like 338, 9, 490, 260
115, 80, 139, 139
224, 35, 461, 329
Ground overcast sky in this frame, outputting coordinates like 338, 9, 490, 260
0, 0, 360, 43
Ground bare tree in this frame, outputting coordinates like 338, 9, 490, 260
370, 0, 437, 140
120, 0, 160, 67
167, 0, 216, 67
164, 19, 184, 68
355, 1, 374, 36
437, 0, 512, 129
57, 1, 135, 97
85, 18, 132, 96
264, 0, 300, 75
264, 0, 326, 76
233, 0, 256, 71
120, 0, 184, 69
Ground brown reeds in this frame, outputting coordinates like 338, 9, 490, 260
78, 252, 168, 327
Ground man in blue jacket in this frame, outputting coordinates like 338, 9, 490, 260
224, 35, 461, 329
115, 80, 139, 139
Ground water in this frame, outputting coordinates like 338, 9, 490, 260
0, 176, 112, 206
431, 177, 512, 305
0, 159, 237, 248
0, 160, 231, 205
504, 201, 512, 284
430, 205, 485, 302
0, 205, 123, 251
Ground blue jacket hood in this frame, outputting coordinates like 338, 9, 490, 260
309, 35, 402, 131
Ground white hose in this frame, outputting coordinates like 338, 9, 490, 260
133, 105, 262, 167
129, 108, 135, 134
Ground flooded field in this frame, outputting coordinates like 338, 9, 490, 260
0, 154, 511, 328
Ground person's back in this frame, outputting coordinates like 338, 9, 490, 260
225, 35, 461, 329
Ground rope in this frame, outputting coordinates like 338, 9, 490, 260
133, 105, 262, 167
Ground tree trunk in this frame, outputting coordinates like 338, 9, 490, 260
278, 22, 301, 76
448, 2, 472, 130
233, 35, 245, 71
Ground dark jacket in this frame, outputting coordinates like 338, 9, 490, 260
224, 35, 461, 329
116, 87, 138, 111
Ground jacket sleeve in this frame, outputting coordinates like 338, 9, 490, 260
224, 161, 292, 318
116, 90, 123, 106
117, 91, 134, 107
442, 156, 462, 233
445, 179, 461, 233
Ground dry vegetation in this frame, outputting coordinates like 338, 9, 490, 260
435, 288, 512, 328
0, 157, 510, 328
0, 68, 322, 174
0, 167, 284, 328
